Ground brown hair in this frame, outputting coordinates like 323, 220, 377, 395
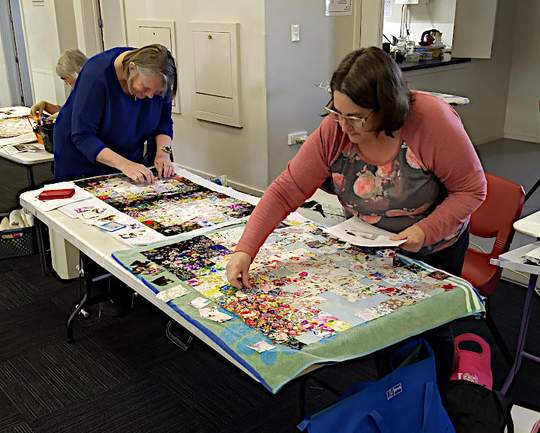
329, 47, 412, 137
122, 44, 178, 100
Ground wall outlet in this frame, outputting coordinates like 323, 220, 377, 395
288, 131, 308, 146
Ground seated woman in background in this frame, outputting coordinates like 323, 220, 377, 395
53, 44, 177, 182
30, 49, 87, 117
226, 46, 487, 382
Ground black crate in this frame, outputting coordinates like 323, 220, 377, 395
0, 213, 36, 259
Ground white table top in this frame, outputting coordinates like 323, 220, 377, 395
514, 211, 540, 238
0, 145, 53, 165
19, 179, 260, 383
491, 241, 540, 275
0, 106, 53, 166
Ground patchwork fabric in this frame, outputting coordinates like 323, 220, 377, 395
113, 218, 484, 393
75, 172, 255, 236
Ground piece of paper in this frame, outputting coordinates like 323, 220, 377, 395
0, 106, 31, 119
324, 217, 406, 247
156, 285, 188, 302
0, 132, 37, 147
524, 246, 540, 266
248, 341, 276, 353
191, 297, 211, 309
199, 307, 232, 323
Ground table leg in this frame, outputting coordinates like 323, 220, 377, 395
501, 273, 539, 394
67, 291, 88, 343
525, 178, 540, 203
35, 218, 48, 276
26, 165, 36, 187
165, 320, 194, 351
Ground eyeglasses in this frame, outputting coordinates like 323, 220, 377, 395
323, 106, 373, 127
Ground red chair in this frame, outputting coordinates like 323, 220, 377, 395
462, 173, 525, 297
461, 172, 525, 362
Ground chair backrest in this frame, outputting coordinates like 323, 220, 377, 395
469, 173, 525, 259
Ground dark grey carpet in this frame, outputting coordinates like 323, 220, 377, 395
0, 252, 538, 432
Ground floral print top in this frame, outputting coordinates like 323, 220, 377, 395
330, 141, 463, 254
236, 92, 486, 259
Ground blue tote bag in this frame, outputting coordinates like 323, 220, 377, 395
298, 339, 455, 433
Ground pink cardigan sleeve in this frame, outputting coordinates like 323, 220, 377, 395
405, 95, 487, 246
235, 118, 342, 258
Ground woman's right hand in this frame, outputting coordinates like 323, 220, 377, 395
30, 100, 59, 117
226, 251, 253, 289
120, 160, 155, 184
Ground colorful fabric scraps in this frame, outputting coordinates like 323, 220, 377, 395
113, 219, 484, 393
75, 171, 255, 236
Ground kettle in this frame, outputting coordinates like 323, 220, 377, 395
419, 29, 442, 46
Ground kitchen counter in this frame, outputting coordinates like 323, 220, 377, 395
400, 57, 470, 72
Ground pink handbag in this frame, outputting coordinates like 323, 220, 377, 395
451, 333, 493, 390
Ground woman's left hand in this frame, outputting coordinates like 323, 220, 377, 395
154, 154, 175, 178
390, 224, 426, 253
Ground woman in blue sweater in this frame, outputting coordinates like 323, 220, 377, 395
53, 44, 177, 182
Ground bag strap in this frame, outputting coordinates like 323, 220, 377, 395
454, 333, 491, 359
296, 410, 391, 433
365, 410, 391, 433
421, 382, 434, 432
297, 419, 310, 431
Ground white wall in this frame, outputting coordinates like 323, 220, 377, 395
383, 0, 456, 47
123, 0, 269, 193
265, 0, 355, 181
0, 52, 15, 107
504, 0, 540, 144
0, 1, 20, 107
402, 0, 515, 145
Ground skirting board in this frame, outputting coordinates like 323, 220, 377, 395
473, 135, 505, 146
504, 131, 540, 144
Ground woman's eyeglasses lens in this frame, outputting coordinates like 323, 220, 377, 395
324, 106, 370, 126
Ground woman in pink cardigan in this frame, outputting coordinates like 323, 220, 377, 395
227, 47, 486, 287
226, 47, 486, 383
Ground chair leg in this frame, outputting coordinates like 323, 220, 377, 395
485, 298, 514, 366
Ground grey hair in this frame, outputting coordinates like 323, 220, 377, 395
122, 44, 177, 101
55, 49, 87, 80
126, 65, 170, 98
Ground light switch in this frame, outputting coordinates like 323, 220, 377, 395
291, 24, 300, 42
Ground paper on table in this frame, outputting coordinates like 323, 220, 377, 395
0, 106, 31, 119
323, 217, 406, 247
24, 183, 93, 212
0, 132, 38, 148
2, 143, 41, 154
524, 245, 540, 266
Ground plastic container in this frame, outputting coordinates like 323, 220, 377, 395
36, 122, 54, 154
0, 212, 36, 259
